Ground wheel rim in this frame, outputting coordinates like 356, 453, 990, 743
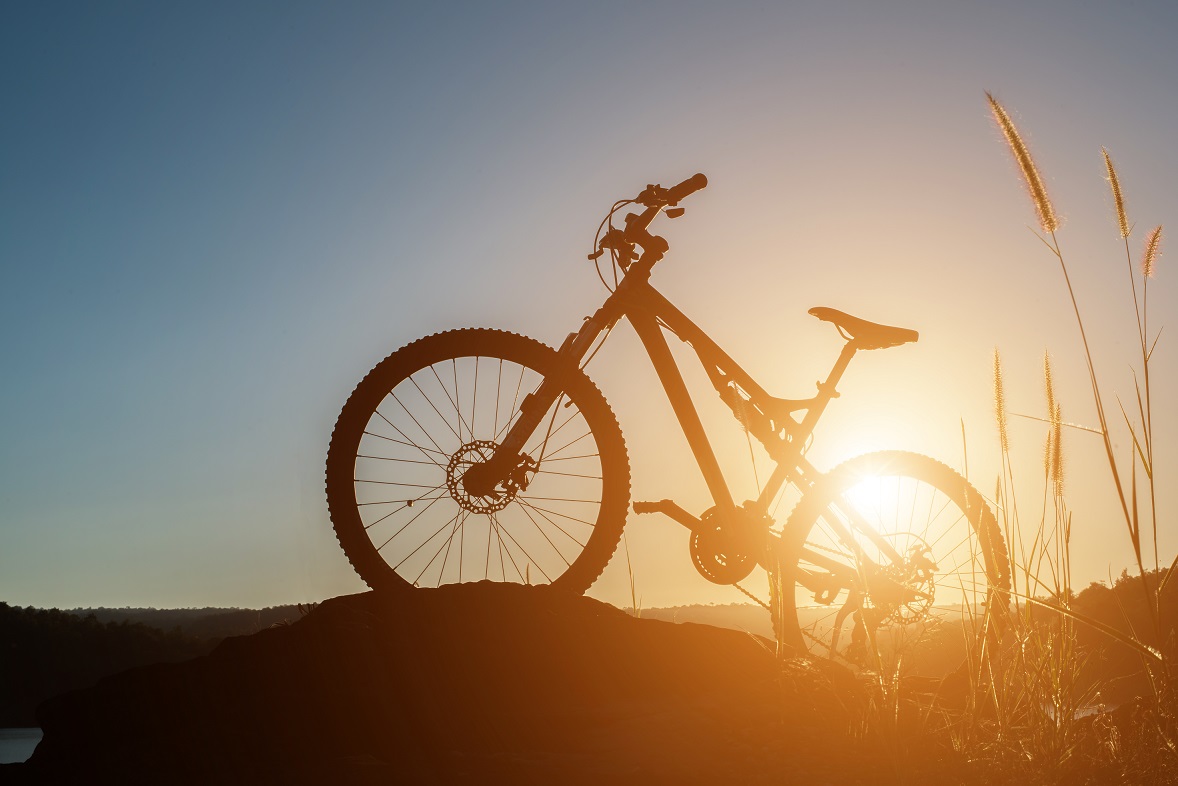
793, 469, 996, 669
347, 354, 606, 588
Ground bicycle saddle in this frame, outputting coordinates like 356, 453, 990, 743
808, 307, 919, 350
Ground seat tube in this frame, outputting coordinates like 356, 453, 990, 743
798, 342, 858, 436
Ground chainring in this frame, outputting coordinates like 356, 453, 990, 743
689, 507, 763, 585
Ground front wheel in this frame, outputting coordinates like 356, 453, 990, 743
771, 451, 1009, 671
326, 329, 631, 593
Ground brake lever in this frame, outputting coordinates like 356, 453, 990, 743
635, 183, 669, 207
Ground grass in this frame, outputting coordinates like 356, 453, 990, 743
886, 92, 1171, 783
765, 93, 1171, 784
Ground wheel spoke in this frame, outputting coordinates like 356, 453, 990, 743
438, 511, 470, 586
385, 395, 449, 457
518, 495, 601, 504
535, 429, 594, 461
411, 511, 464, 586
516, 498, 596, 530
470, 356, 479, 440
493, 358, 503, 436
491, 511, 552, 583
357, 455, 440, 466
428, 364, 471, 443
537, 469, 602, 480
408, 375, 464, 444
373, 492, 449, 544
362, 487, 448, 531
371, 412, 449, 469
363, 430, 449, 457
358, 494, 447, 507
356, 479, 443, 489
395, 511, 461, 572
516, 497, 589, 549
490, 513, 525, 582
515, 502, 572, 567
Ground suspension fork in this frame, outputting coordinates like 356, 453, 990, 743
485, 296, 622, 480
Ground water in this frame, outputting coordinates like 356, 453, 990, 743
0, 728, 42, 764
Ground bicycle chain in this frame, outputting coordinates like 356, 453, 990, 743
733, 580, 771, 611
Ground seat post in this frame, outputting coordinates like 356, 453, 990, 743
797, 341, 859, 437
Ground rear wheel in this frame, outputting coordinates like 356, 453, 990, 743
326, 329, 630, 593
772, 451, 1009, 672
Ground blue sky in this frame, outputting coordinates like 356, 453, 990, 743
2, 1, 1176, 609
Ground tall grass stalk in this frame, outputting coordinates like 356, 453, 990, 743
988, 93, 1162, 640
622, 532, 641, 618
986, 92, 1172, 776
982, 344, 1089, 775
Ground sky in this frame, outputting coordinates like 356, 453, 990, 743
2, 0, 1176, 611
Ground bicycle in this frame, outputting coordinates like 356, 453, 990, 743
325, 173, 1010, 663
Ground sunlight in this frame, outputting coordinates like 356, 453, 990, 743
839, 473, 896, 532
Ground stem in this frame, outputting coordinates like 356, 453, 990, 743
1143, 275, 1157, 579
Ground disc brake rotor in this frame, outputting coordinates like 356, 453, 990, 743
446, 440, 532, 514
871, 532, 936, 626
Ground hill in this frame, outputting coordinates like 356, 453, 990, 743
8, 584, 885, 785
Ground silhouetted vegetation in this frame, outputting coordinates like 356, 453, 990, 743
0, 603, 207, 725
64, 604, 310, 641
0, 602, 311, 726
1063, 570, 1178, 706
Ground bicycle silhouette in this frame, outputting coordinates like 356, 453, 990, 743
326, 174, 1010, 662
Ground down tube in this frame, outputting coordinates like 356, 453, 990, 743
627, 310, 737, 513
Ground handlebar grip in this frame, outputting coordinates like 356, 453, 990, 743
666, 173, 708, 203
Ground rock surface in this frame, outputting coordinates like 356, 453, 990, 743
7, 584, 883, 784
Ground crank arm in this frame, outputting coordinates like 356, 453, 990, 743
633, 499, 704, 534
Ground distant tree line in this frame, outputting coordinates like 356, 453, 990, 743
0, 602, 309, 726
2, 571, 1174, 726
890, 568, 1178, 705
64, 605, 309, 641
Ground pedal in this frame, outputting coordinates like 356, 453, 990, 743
632, 500, 702, 533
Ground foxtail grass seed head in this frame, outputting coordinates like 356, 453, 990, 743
1142, 225, 1162, 278
994, 348, 1010, 453
1043, 351, 1064, 494
1044, 430, 1054, 479
987, 92, 1060, 234
1051, 402, 1064, 497
1102, 148, 1130, 239
1043, 351, 1056, 420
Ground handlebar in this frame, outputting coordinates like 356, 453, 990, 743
629, 172, 708, 233
666, 173, 708, 204
589, 173, 708, 277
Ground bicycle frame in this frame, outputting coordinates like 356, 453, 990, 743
494, 264, 908, 586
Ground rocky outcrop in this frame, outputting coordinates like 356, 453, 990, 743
9, 584, 877, 785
